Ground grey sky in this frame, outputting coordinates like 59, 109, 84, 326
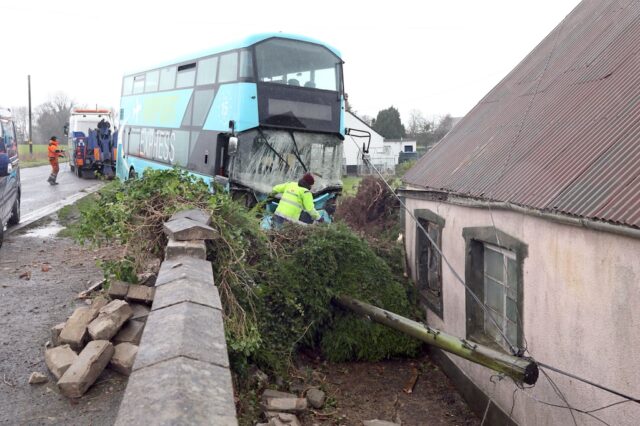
3, 0, 580, 123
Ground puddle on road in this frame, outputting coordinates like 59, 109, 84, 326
20, 223, 65, 238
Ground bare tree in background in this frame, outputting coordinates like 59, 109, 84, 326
407, 109, 431, 138
11, 106, 28, 143
34, 92, 75, 144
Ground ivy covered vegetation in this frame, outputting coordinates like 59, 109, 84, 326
73, 169, 421, 378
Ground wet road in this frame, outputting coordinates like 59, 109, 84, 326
10, 163, 103, 232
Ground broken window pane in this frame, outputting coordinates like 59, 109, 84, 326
484, 246, 504, 281
484, 276, 504, 314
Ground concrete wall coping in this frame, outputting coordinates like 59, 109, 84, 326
115, 212, 238, 425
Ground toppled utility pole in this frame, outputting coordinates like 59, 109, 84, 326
334, 295, 538, 385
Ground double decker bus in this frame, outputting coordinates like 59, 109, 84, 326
116, 33, 345, 212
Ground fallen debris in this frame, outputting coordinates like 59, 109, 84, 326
402, 366, 419, 394
261, 389, 308, 413
305, 388, 326, 409
113, 320, 144, 345
125, 285, 155, 305
19, 271, 31, 280
58, 340, 114, 398
77, 279, 106, 299
28, 372, 48, 385
87, 300, 133, 341
50, 323, 65, 347
107, 281, 129, 299
109, 342, 138, 376
45, 345, 78, 380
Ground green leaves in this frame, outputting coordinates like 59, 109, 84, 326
74, 169, 420, 378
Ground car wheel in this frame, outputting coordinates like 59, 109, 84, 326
7, 196, 20, 226
129, 167, 137, 180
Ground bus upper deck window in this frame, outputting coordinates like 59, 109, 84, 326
219, 52, 238, 83
123, 76, 134, 96
177, 63, 197, 88
197, 57, 218, 85
159, 66, 177, 91
239, 50, 254, 78
132, 75, 145, 94
145, 70, 160, 92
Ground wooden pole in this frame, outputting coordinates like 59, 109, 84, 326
334, 295, 538, 385
28, 75, 33, 155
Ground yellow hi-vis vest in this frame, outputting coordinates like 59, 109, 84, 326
272, 181, 321, 222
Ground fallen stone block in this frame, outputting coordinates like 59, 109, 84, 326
58, 340, 114, 398
113, 320, 145, 345
169, 208, 212, 225
88, 300, 133, 341
263, 389, 297, 399
59, 297, 108, 351
28, 372, 48, 384
137, 272, 156, 287
306, 388, 326, 409
130, 303, 150, 323
107, 281, 129, 299
363, 421, 401, 426
115, 357, 236, 426
163, 217, 217, 241
109, 343, 138, 376
45, 345, 78, 380
50, 322, 65, 347
152, 276, 221, 312
156, 256, 214, 287
165, 238, 207, 260
261, 389, 307, 413
266, 412, 301, 426
126, 285, 155, 305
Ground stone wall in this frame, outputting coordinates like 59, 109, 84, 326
115, 210, 237, 425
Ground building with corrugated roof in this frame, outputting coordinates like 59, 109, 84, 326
400, 1, 640, 424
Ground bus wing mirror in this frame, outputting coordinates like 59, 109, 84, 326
228, 136, 238, 155
63, 123, 69, 136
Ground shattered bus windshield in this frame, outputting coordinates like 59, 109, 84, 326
229, 130, 343, 194
255, 39, 342, 91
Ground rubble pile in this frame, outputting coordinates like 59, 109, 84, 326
32, 277, 154, 398
256, 387, 327, 426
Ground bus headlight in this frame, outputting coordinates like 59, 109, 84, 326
228, 136, 238, 155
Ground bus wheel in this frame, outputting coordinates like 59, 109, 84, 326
129, 168, 137, 180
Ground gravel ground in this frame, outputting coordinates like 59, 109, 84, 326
0, 222, 126, 425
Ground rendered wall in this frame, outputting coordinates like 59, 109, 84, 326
404, 197, 640, 426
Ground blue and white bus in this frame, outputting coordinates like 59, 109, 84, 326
116, 33, 345, 209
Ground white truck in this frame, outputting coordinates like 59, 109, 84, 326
64, 108, 116, 177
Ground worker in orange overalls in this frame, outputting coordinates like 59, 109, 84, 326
47, 136, 65, 185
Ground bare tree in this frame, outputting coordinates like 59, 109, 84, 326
10, 106, 29, 143
407, 109, 430, 138
34, 92, 75, 144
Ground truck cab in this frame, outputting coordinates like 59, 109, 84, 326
0, 108, 21, 248
66, 108, 116, 177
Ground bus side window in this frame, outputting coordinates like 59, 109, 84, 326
145, 70, 160, 92
177, 63, 196, 88
123, 76, 134, 96
219, 52, 238, 83
197, 57, 218, 86
159, 66, 177, 91
133, 75, 145, 94
239, 50, 253, 78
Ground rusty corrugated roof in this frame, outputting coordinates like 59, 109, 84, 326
404, 0, 640, 229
